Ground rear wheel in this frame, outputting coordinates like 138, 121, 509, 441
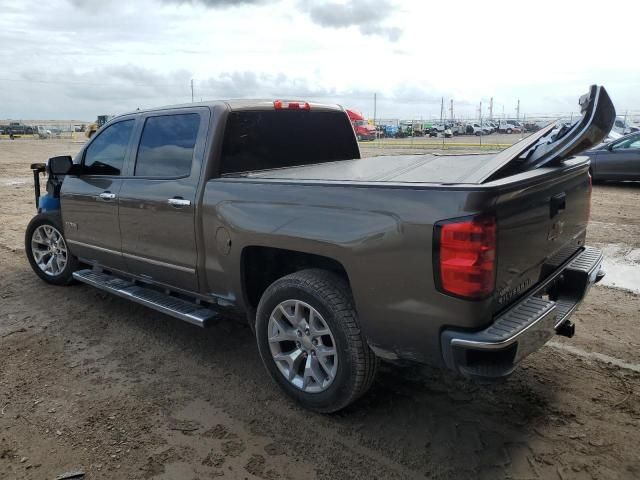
255, 269, 378, 412
25, 214, 79, 285
506, 128, 513, 134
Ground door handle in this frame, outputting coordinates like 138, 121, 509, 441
167, 197, 191, 208
98, 192, 116, 201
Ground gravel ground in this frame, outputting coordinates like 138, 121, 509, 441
1, 137, 639, 480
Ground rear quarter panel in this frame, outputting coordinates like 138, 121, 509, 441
201, 179, 497, 365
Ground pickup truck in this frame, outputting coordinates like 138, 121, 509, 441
25, 87, 614, 412
1, 122, 35, 136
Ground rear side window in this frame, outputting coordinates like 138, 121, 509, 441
135, 113, 200, 177
220, 110, 359, 175
84, 120, 134, 175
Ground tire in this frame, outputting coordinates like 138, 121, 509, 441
255, 269, 378, 413
506, 128, 512, 134
25, 213, 79, 286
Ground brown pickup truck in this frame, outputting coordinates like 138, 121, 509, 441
25, 87, 613, 411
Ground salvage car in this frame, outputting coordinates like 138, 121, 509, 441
25, 87, 613, 412
585, 131, 640, 181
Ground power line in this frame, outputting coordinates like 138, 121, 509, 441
0, 77, 189, 88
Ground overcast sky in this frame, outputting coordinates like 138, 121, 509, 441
1, 0, 638, 121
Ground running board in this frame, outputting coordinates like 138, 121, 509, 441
72, 269, 220, 327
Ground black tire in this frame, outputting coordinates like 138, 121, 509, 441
25, 213, 79, 286
255, 269, 378, 413
507, 128, 513, 134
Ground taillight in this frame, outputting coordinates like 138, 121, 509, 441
274, 100, 311, 110
435, 215, 496, 299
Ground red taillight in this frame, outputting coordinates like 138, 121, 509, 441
274, 100, 311, 110
435, 215, 496, 299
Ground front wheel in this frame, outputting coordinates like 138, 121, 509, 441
25, 214, 79, 285
256, 269, 378, 412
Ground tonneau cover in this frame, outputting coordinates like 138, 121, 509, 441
241, 153, 495, 184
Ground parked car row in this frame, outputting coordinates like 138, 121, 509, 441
371, 119, 526, 139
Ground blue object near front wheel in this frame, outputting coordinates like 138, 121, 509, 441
38, 194, 60, 213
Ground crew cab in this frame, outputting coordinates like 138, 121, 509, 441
25, 87, 613, 412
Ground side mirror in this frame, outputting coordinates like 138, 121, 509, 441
47, 155, 73, 175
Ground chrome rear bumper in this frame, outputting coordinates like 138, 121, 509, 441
441, 246, 604, 381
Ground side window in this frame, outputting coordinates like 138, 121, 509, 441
134, 113, 200, 177
612, 134, 640, 151
84, 120, 134, 175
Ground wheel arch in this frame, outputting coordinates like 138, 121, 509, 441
240, 246, 351, 314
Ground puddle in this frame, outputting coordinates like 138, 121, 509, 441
599, 244, 640, 294
0, 177, 28, 187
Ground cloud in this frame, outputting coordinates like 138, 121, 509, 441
160, 0, 268, 6
300, 0, 401, 41
152, 0, 403, 41
2, 64, 452, 119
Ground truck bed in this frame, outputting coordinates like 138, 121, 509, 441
237, 154, 495, 184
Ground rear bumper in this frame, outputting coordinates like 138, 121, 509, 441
441, 246, 604, 382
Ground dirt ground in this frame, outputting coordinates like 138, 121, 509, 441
1, 138, 639, 480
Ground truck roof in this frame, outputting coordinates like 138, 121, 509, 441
117, 99, 344, 117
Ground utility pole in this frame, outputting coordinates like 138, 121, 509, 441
449, 99, 454, 120
516, 99, 520, 120
479, 100, 483, 147
440, 97, 445, 148
489, 97, 493, 120
373, 92, 377, 127
191, 79, 194, 103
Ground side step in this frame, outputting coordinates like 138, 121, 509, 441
72, 269, 220, 327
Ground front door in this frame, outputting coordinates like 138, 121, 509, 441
118, 110, 208, 292
61, 118, 137, 270
602, 133, 640, 179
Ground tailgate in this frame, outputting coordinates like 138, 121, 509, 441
492, 162, 591, 311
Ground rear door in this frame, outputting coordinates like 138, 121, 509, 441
117, 108, 209, 292
61, 118, 137, 270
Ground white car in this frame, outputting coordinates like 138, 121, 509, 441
36, 126, 52, 139
498, 120, 523, 133
466, 123, 485, 136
